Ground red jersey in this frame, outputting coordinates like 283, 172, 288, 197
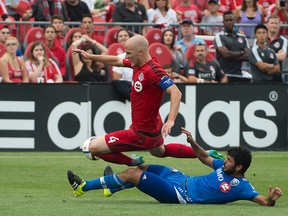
267, 4, 288, 34
235, 0, 242, 6
174, 4, 202, 34
26, 59, 61, 83
172, 0, 209, 10
258, 0, 275, 10
218, 0, 237, 14
8, 57, 24, 83
91, 32, 104, 45
105, 4, 115, 22
55, 35, 65, 47
123, 58, 166, 133
0, 0, 7, 15
174, 4, 202, 23
48, 42, 66, 76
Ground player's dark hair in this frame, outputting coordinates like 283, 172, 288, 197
116, 28, 132, 43
81, 14, 93, 22
44, 25, 56, 33
227, 147, 252, 174
254, 23, 268, 34
267, 14, 280, 22
223, 10, 234, 18
162, 28, 176, 48
51, 14, 64, 22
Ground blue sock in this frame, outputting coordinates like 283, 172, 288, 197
109, 183, 135, 194
83, 174, 124, 192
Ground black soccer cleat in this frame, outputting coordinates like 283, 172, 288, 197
103, 165, 114, 176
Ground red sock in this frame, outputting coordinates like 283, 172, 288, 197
163, 143, 196, 158
95, 152, 133, 166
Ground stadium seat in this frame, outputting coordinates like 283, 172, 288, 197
65, 46, 76, 81
107, 43, 125, 80
4, 16, 17, 38
18, 17, 35, 44
148, 42, 173, 67
104, 27, 120, 47
63, 28, 86, 51
24, 42, 56, 60
93, 17, 106, 45
23, 27, 44, 49
145, 28, 163, 45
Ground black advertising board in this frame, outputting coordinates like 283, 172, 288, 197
0, 83, 287, 151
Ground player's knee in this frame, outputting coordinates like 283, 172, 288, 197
149, 147, 165, 158
122, 168, 142, 182
82, 136, 99, 161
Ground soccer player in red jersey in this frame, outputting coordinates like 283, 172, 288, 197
72, 35, 223, 166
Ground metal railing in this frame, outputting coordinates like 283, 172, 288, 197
2, 21, 288, 47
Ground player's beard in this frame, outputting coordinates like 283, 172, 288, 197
197, 55, 205, 62
224, 165, 237, 176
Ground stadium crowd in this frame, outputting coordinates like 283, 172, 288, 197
0, 0, 288, 83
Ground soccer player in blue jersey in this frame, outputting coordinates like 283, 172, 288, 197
67, 128, 282, 205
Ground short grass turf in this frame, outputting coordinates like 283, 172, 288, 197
0, 151, 287, 216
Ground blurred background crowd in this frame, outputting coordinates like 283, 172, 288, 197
0, 0, 287, 85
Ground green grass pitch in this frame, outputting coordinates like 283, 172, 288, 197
1, 151, 287, 216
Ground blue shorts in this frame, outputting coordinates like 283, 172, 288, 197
136, 165, 191, 203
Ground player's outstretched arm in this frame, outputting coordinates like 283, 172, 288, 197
181, 127, 213, 168
72, 49, 124, 67
253, 185, 282, 206
162, 85, 181, 137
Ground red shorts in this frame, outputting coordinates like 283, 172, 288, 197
104, 126, 164, 152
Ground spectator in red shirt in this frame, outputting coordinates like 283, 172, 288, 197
0, 36, 29, 83
80, 14, 104, 44
258, 0, 276, 13
172, 0, 209, 11
218, 0, 237, 14
66, 29, 84, 50
258, 0, 276, 19
0, 25, 23, 57
0, 0, 7, 16
51, 15, 67, 47
43, 25, 66, 78
174, 0, 202, 34
266, 0, 288, 34
25, 41, 63, 83
92, 0, 115, 22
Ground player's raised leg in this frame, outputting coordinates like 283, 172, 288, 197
82, 136, 144, 166
103, 166, 135, 197
67, 167, 144, 196
149, 144, 224, 160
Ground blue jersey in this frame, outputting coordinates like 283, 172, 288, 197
186, 160, 259, 204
